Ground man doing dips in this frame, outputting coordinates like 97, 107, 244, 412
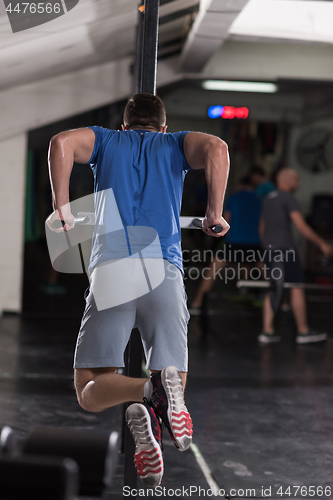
47, 93, 230, 486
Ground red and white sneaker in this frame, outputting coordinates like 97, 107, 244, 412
150, 366, 193, 451
125, 403, 163, 487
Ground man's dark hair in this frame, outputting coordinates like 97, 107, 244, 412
123, 93, 166, 130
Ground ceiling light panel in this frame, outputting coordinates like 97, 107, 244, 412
202, 80, 278, 92
229, 0, 333, 44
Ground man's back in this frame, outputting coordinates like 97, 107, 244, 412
262, 190, 300, 249
87, 127, 190, 271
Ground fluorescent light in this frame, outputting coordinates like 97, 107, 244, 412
202, 80, 278, 93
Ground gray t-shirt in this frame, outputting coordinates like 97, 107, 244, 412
262, 190, 301, 249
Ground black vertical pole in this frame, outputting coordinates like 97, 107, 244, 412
123, 1, 160, 497
123, 330, 144, 494
132, 7, 144, 95
141, 0, 160, 95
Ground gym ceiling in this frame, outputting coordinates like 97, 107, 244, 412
1, 0, 333, 126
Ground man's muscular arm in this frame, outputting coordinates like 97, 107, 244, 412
46, 128, 95, 232
184, 132, 230, 237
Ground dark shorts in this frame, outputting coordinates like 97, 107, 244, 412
264, 248, 305, 284
214, 243, 263, 264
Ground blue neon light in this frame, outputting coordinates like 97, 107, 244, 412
208, 105, 224, 118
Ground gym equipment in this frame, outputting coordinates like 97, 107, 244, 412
0, 426, 119, 499
237, 279, 333, 313
0, 425, 119, 498
22, 428, 119, 497
47, 213, 222, 276
120, 0, 162, 491
52, 214, 223, 233
180, 216, 222, 233
0, 425, 79, 500
0, 426, 17, 457
125, 1, 161, 491
0, 455, 79, 500
51, 213, 94, 229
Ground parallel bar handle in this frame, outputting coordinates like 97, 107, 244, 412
52, 216, 89, 230
192, 218, 223, 234
51, 215, 223, 233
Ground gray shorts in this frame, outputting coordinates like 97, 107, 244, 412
73, 259, 190, 372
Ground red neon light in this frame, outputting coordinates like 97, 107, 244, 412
221, 106, 249, 119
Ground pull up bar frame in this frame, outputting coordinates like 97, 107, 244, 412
123, 1, 161, 495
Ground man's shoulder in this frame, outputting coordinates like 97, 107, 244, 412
266, 189, 293, 201
88, 126, 118, 143
264, 190, 297, 212
263, 190, 280, 212
277, 190, 296, 202
263, 190, 278, 202
166, 130, 191, 139
89, 125, 115, 133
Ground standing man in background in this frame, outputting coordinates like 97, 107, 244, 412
259, 168, 332, 344
46, 93, 230, 487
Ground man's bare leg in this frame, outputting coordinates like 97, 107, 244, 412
258, 292, 282, 342
75, 367, 187, 413
75, 368, 148, 413
263, 292, 275, 333
291, 287, 309, 334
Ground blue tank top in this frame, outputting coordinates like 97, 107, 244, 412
86, 126, 191, 273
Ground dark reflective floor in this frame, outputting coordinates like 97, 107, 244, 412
0, 282, 333, 499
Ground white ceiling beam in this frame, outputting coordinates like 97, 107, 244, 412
0, 55, 182, 142
178, 0, 250, 72
0, 58, 132, 142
